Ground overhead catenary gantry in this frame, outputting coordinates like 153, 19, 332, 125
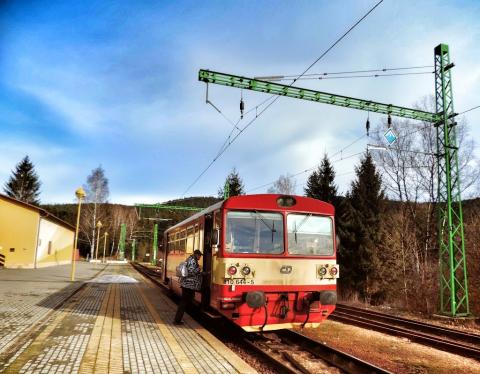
134, 203, 204, 264
198, 43, 469, 317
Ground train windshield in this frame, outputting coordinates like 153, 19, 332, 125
225, 211, 284, 254
287, 214, 334, 256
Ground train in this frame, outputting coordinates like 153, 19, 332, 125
162, 194, 339, 332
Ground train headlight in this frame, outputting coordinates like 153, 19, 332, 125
241, 266, 251, 276
329, 266, 338, 276
228, 266, 238, 276
245, 291, 266, 308
318, 266, 327, 277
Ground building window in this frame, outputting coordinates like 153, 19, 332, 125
10, 248, 15, 252
48, 241, 52, 255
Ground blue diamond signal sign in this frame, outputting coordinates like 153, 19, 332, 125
384, 128, 398, 145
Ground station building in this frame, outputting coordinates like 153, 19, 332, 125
0, 194, 75, 268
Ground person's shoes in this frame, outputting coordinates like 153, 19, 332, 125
173, 320, 184, 325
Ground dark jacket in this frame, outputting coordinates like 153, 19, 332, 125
180, 255, 202, 291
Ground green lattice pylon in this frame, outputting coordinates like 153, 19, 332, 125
119, 223, 126, 261
434, 44, 469, 316
224, 180, 230, 200
152, 223, 158, 265
132, 239, 136, 262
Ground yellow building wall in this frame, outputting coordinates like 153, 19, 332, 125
0, 198, 39, 268
36, 218, 74, 267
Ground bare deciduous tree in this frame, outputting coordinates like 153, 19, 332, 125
369, 95, 480, 311
82, 166, 109, 259
267, 174, 297, 195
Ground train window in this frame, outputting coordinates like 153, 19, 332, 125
186, 226, 194, 253
225, 211, 284, 254
287, 214, 334, 256
214, 210, 221, 230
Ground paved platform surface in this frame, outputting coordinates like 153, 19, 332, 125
0, 263, 256, 374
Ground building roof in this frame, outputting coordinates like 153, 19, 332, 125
0, 194, 75, 232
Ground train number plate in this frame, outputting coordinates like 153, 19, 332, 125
224, 278, 255, 285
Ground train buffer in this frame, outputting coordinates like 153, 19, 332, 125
0, 263, 256, 374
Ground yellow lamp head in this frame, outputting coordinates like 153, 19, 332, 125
75, 187, 86, 200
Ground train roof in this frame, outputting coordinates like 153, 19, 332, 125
165, 194, 334, 233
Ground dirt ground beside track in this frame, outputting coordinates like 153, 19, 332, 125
297, 320, 480, 374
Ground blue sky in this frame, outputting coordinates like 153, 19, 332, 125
1, 0, 479, 204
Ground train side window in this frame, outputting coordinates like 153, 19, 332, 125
213, 211, 222, 249
199, 224, 204, 252
194, 224, 199, 251
186, 226, 194, 253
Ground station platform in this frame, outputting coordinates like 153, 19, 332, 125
0, 263, 256, 374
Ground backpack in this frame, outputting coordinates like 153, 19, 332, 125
176, 261, 188, 278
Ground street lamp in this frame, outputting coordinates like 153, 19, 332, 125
103, 232, 108, 263
71, 187, 86, 281
95, 220, 103, 261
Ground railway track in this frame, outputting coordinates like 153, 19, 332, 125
244, 329, 391, 374
332, 304, 480, 360
132, 262, 390, 373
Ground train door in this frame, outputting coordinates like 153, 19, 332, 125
202, 214, 214, 308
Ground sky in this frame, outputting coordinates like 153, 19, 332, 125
1, 0, 479, 204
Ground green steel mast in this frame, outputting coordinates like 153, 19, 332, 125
119, 223, 126, 261
198, 43, 469, 316
152, 223, 158, 265
434, 44, 469, 316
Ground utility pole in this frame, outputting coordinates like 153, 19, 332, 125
132, 239, 136, 262
152, 223, 158, 265
434, 44, 468, 316
119, 223, 126, 261
224, 180, 230, 200
198, 43, 469, 316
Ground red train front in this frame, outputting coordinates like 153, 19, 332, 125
164, 194, 339, 332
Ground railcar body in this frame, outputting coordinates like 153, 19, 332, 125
163, 194, 339, 332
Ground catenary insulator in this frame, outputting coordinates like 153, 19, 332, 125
240, 99, 245, 119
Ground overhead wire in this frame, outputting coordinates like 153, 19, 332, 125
274, 71, 433, 81
257, 65, 433, 80
284, 65, 433, 77
457, 104, 480, 115
181, 0, 385, 197
246, 122, 435, 193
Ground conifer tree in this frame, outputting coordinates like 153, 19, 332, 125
304, 154, 337, 204
218, 168, 245, 198
4, 156, 41, 205
339, 152, 385, 299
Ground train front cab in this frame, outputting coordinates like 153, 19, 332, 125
209, 195, 339, 332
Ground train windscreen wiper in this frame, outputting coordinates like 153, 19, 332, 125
251, 211, 277, 242
293, 214, 312, 243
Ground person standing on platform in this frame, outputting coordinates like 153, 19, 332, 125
174, 249, 203, 325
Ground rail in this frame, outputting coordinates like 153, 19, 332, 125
132, 262, 392, 373
332, 304, 480, 360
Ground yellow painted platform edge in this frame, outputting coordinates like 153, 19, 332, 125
136, 271, 258, 374
136, 283, 199, 374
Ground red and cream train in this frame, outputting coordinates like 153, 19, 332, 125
162, 194, 339, 332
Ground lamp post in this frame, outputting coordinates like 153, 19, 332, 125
95, 220, 103, 261
103, 232, 108, 263
71, 187, 86, 281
